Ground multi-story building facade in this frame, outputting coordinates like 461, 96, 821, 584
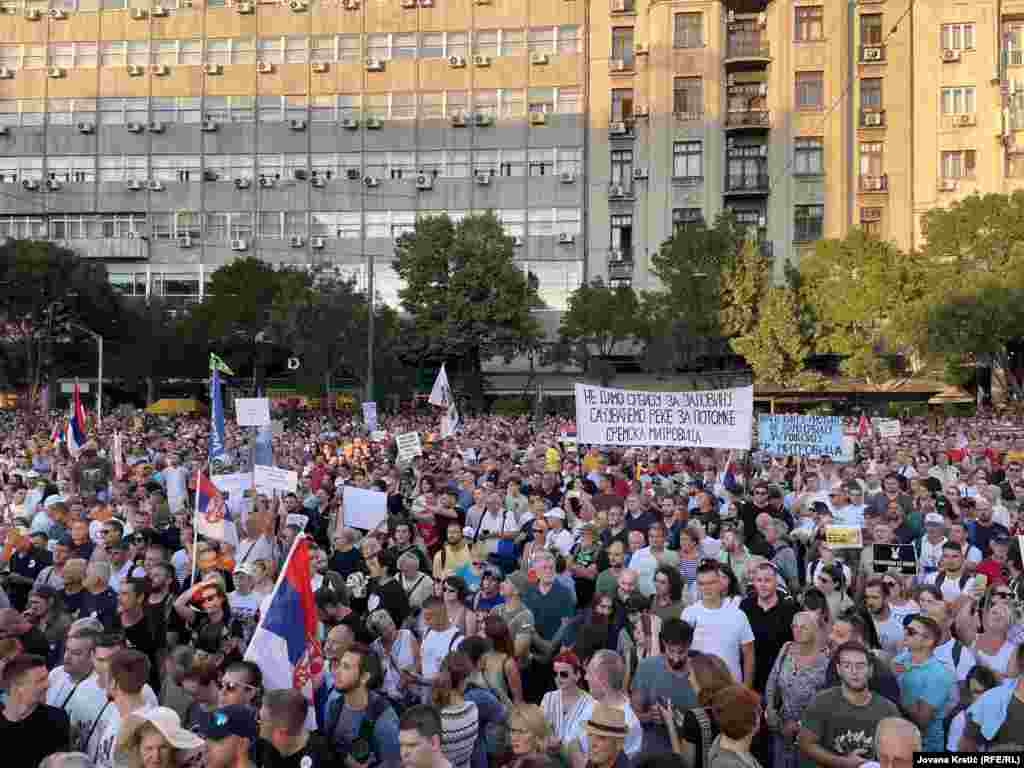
0, 0, 1016, 308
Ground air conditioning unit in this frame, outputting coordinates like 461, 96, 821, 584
0, 126, 9, 135
955, 114, 976, 126
758, 83, 768, 97
611, 0, 626, 11
474, 113, 492, 127
342, 118, 359, 129
289, 235, 304, 247
206, 63, 222, 75
450, 112, 467, 126
312, 62, 329, 73
289, 0, 308, 10
530, 52, 549, 65
130, 7, 147, 18
610, 59, 629, 72
77, 121, 95, 134
148, 121, 165, 133
147, 179, 164, 191
475, 171, 491, 185
364, 175, 379, 187
151, 5, 168, 16
560, 170, 576, 183
632, 167, 647, 180
863, 111, 882, 126
25, 8, 41, 19
473, 55, 491, 67
22, 179, 39, 190
257, 61, 274, 74
48, 67, 65, 79
634, 42, 648, 55
344, 0, 358, 8
365, 57, 384, 71
234, 178, 251, 189
178, 235, 193, 248
46, 179, 62, 191
609, 183, 624, 197
862, 176, 881, 191
528, 111, 546, 125
727, 9, 735, 22
0, 67, 14, 79
942, 49, 961, 62
558, 232, 575, 244
49, 8, 67, 18
293, 169, 308, 180
289, 119, 306, 131
259, 177, 275, 188
203, 169, 218, 182
415, 174, 433, 190
862, 46, 882, 61
201, 119, 218, 131
231, 239, 248, 251
310, 175, 326, 187
633, 105, 648, 118
127, 179, 143, 190
151, 64, 169, 76
512, 235, 524, 247
938, 179, 957, 191
365, 116, 382, 129
609, 121, 627, 135
448, 55, 466, 68
310, 237, 325, 249
127, 64, 144, 76
127, 122, 145, 133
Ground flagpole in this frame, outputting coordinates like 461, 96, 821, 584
191, 467, 200, 588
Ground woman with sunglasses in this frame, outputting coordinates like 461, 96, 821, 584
972, 591, 1018, 679
540, 650, 593, 751
442, 576, 471, 635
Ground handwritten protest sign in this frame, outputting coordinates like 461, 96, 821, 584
759, 415, 844, 458
254, 465, 298, 495
396, 431, 423, 462
873, 543, 917, 575
574, 383, 753, 449
342, 487, 388, 532
875, 419, 901, 439
235, 398, 271, 427
825, 525, 863, 550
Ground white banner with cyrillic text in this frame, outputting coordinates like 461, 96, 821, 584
574, 383, 754, 449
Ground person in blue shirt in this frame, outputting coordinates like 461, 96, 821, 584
892, 614, 954, 752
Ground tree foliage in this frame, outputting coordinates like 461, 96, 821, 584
730, 286, 823, 388
556, 279, 644, 385
719, 238, 771, 338
393, 211, 542, 408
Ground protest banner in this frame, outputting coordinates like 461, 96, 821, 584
396, 431, 423, 462
362, 401, 378, 432
574, 383, 754, 449
235, 398, 271, 427
875, 419, 902, 439
254, 465, 299, 495
873, 543, 917, 575
825, 525, 863, 550
758, 415, 844, 458
342, 487, 388, 532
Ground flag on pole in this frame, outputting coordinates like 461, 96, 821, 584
210, 352, 234, 376
50, 420, 63, 446
856, 413, 871, 439
113, 432, 126, 481
244, 534, 324, 730
209, 368, 226, 463
66, 381, 87, 456
194, 470, 229, 542
428, 364, 460, 438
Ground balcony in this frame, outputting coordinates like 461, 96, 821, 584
608, 182, 635, 199
860, 109, 885, 128
859, 44, 886, 63
608, 252, 634, 281
859, 173, 889, 192
1005, 48, 1024, 67
725, 39, 771, 63
725, 110, 771, 130
724, 173, 770, 195
55, 238, 148, 260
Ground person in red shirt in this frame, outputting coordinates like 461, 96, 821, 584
976, 535, 1012, 587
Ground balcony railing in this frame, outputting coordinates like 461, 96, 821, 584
725, 173, 770, 193
725, 110, 771, 128
794, 222, 823, 242
859, 173, 888, 192
726, 39, 771, 59
1005, 48, 1024, 67
608, 254, 634, 280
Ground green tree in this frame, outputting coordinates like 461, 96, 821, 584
919, 191, 1024, 279
730, 286, 823, 387
555, 278, 643, 386
719, 238, 771, 338
800, 230, 923, 382
392, 212, 542, 409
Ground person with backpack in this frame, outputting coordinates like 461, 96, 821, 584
926, 541, 974, 602
418, 596, 465, 698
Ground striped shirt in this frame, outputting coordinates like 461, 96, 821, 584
440, 701, 479, 768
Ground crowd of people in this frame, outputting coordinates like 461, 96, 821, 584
0, 405, 1021, 768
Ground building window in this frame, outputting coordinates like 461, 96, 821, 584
611, 27, 634, 65
941, 149, 976, 178
941, 86, 976, 114
942, 23, 975, 51
393, 33, 417, 59
557, 26, 581, 54
392, 93, 416, 119
47, 156, 96, 184
556, 87, 581, 113
447, 32, 469, 58
611, 214, 633, 260
860, 142, 884, 178
673, 13, 702, 48
860, 208, 882, 236
673, 208, 704, 231
794, 137, 823, 175
557, 148, 582, 175
528, 149, 554, 176
528, 87, 554, 114
796, 71, 824, 109
673, 77, 702, 117
500, 29, 525, 56
611, 149, 633, 189
367, 34, 390, 60
498, 150, 524, 177
795, 6, 824, 41
528, 27, 555, 55
419, 33, 444, 59
672, 141, 702, 180
860, 15, 882, 46
474, 30, 499, 58
861, 77, 883, 110
611, 88, 633, 121
794, 205, 824, 241
528, 208, 554, 235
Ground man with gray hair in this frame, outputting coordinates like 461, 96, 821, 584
859, 717, 921, 768
40, 752, 94, 768
396, 551, 433, 610
567, 650, 642, 768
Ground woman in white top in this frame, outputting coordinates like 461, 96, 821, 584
973, 598, 1019, 679
541, 650, 594, 748
368, 607, 421, 707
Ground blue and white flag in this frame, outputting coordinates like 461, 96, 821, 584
209, 368, 226, 463
429, 363, 460, 439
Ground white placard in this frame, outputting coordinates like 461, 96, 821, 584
396, 431, 423, 462
235, 398, 271, 427
574, 383, 754, 449
362, 401, 378, 432
876, 419, 902, 439
370, 430, 389, 442
254, 464, 298, 495
286, 512, 309, 531
342, 487, 388, 532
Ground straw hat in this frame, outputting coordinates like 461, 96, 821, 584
115, 707, 204, 768
584, 704, 628, 740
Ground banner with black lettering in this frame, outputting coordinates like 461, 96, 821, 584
574, 383, 754, 449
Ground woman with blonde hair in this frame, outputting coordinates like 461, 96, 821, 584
507, 703, 554, 766
114, 707, 204, 768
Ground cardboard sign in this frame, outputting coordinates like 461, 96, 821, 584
370, 430, 389, 442
873, 543, 917, 575
825, 525, 863, 550
235, 398, 271, 427
875, 419, 902, 439
759, 415, 844, 458
286, 512, 309, 531
396, 431, 423, 463
254, 465, 298, 495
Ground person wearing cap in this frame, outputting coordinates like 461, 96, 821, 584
229, 561, 262, 646
112, 706, 204, 768
201, 704, 259, 768
918, 513, 948, 578
573, 702, 629, 768
3, 522, 53, 611
544, 508, 574, 557
0, 653, 70, 765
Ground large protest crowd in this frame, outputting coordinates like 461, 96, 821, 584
0, 396, 1022, 768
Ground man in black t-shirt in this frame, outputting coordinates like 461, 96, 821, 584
0, 654, 70, 765
258, 688, 335, 768
117, 576, 161, 693
6, 533, 52, 611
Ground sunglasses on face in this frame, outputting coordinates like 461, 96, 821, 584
219, 680, 256, 692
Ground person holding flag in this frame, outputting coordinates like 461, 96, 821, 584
65, 381, 87, 457
428, 364, 461, 439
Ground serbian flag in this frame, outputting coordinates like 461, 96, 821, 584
50, 420, 64, 446
66, 382, 87, 456
244, 535, 324, 729
194, 470, 229, 542
856, 413, 871, 439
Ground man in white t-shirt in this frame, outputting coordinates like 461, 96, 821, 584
162, 454, 189, 514
86, 637, 160, 767
47, 622, 107, 752
681, 560, 754, 684
228, 562, 261, 646
925, 542, 973, 603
